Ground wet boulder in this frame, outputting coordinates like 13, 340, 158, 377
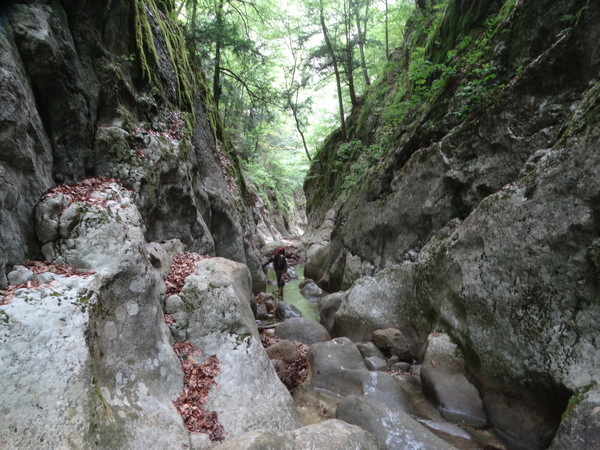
308, 337, 368, 397
364, 356, 388, 371
275, 300, 303, 320
266, 339, 298, 364
336, 395, 450, 450
373, 327, 415, 362
212, 419, 385, 450
175, 257, 302, 439
317, 291, 345, 335
5, 181, 191, 449
275, 317, 331, 345
420, 334, 487, 429
332, 265, 430, 356
299, 279, 325, 301
356, 341, 386, 360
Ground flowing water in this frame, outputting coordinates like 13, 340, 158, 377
265, 264, 319, 321
265, 265, 506, 449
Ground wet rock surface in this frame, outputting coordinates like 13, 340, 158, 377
420, 334, 487, 429
336, 395, 451, 450
275, 317, 331, 345
212, 419, 386, 450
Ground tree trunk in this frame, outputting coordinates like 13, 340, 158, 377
319, 0, 346, 138
344, 0, 358, 107
213, 0, 225, 108
291, 92, 311, 162
354, 0, 370, 87
385, 0, 389, 60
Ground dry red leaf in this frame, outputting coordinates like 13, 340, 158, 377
24, 260, 95, 278
173, 342, 225, 441
40, 176, 126, 213
164, 314, 175, 326
0, 261, 94, 305
164, 252, 209, 298
0, 281, 40, 306
260, 332, 308, 391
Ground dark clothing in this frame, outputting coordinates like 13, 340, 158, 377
263, 253, 288, 271
263, 253, 288, 288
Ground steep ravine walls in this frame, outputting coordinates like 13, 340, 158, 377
0, 0, 266, 291
304, 0, 599, 448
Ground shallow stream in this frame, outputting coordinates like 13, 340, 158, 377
265, 264, 507, 449
265, 264, 319, 321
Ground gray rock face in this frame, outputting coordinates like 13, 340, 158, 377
2, 183, 190, 449
275, 317, 332, 345
306, 0, 600, 293
308, 337, 368, 397
416, 81, 600, 448
173, 257, 302, 439
550, 386, 600, 450
420, 334, 487, 429
0, 17, 54, 271
0, 274, 98, 449
211, 419, 386, 450
373, 328, 415, 362
0, 0, 266, 294
336, 395, 451, 450
301, 2, 600, 448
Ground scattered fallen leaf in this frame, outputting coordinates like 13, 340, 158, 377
40, 176, 127, 212
0, 261, 94, 305
260, 332, 308, 391
173, 342, 225, 441
164, 253, 210, 298
164, 314, 175, 326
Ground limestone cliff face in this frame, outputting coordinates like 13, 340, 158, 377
304, 0, 600, 447
0, 0, 265, 291
306, 0, 598, 291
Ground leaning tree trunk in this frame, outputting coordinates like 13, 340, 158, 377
319, 0, 346, 139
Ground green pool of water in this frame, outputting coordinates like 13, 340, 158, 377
265, 265, 319, 321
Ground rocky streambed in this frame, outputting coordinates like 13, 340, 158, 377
258, 263, 508, 450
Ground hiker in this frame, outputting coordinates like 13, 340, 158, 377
262, 247, 288, 299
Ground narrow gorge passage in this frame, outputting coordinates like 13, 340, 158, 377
1, 0, 599, 449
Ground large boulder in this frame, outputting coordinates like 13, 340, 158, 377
373, 328, 415, 362
307, 336, 408, 412
417, 80, 600, 449
2, 181, 191, 449
336, 395, 451, 450
212, 419, 386, 450
308, 337, 368, 397
332, 265, 431, 357
420, 334, 487, 428
274, 317, 331, 345
173, 257, 302, 439
0, 274, 101, 449
0, 16, 54, 273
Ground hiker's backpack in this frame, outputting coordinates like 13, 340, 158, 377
273, 253, 287, 271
